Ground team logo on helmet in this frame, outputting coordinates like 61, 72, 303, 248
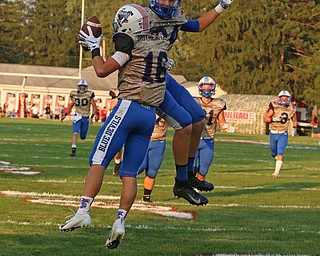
149, 0, 181, 19
77, 79, 88, 93
277, 90, 291, 107
113, 4, 149, 34
198, 76, 216, 98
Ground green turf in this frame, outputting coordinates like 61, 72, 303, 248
0, 118, 319, 255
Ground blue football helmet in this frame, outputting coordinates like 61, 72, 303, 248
277, 90, 291, 106
77, 79, 88, 93
149, 0, 181, 19
198, 76, 216, 98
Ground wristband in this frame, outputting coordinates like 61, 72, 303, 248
91, 114, 94, 118
214, 4, 225, 14
92, 48, 100, 58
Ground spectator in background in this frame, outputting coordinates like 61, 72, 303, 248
30, 104, 39, 118
54, 105, 60, 119
100, 106, 107, 122
45, 104, 51, 119
2, 103, 8, 117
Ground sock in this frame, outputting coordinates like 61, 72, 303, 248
187, 157, 195, 172
143, 188, 152, 196
274, 160, 283, 176
114, 158, 121, 164
76, 196, 93, 215
197, 173, 206, 181
72, 144, 76, 149
116, 209, 128, 222
175, 164, 188, 181
144, 176, 155, 191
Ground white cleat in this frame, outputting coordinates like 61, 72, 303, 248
105, 218, 125, 249
272, 173, 278, 179
59, 212, 92, 232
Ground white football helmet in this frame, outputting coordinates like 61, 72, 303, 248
198, 76, 216, 98
113, 4, 149, 34
278, 90, 291, 106
149, 0, 181, 19
77, 79, 88, 93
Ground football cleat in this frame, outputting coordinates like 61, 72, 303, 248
59, 212, 91, 232
106, 218, 125, 249
188, 172, 214, 192
173, 180, 208, 206
272, 173, 278, 178
113, 163, 120, 176
70, 148, 76, 157
142, 195, 151, 202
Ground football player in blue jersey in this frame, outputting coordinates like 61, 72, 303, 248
61, 80, 98, 156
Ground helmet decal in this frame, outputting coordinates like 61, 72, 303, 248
113, 4, 149, 34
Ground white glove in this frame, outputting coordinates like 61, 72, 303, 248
293, 127, 297, 136
164, 58, 175, 70
272, 116, 282, 122
215, 0, 234, 14
222, 123, 229, 131
78, 26, 102, 51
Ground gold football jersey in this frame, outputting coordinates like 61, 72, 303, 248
116, 8, 187, 107
150, 116, 169, 141
194, 97, 227, 138
268, 101, 296, 132
70, 90, 95, 117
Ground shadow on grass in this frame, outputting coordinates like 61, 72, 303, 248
208, 182, 320, 197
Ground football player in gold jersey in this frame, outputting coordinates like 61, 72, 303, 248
193, 76, 229, 184
264, 90, 297, 178
61, 80, 97, 156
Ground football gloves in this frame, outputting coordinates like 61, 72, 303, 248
272, 116, 282, 122
222, 123, 229, 132
79, 26, 102, 51
293, 127, 297, 136
165, 58, 175, 71
214, 0, 234, 14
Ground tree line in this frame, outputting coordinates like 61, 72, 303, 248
1, 0, 319, 106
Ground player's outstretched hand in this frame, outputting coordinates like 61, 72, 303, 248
79, 26, 102, 51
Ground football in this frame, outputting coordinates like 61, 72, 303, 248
79, 16, 102, 51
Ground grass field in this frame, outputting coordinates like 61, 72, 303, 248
0, 118, 319, 256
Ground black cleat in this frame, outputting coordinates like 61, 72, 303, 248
173, 180, 208, 206
188, 172, 214, 192
70, 148, 76, 157
113, 163, 120, 176
142, 195, 151, 202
